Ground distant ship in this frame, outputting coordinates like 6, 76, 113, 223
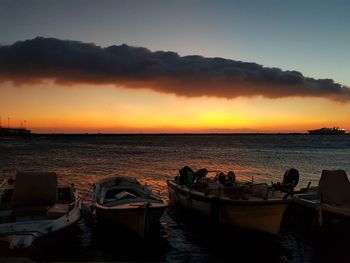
0, 127, 31, 136
308, 127, 346, 135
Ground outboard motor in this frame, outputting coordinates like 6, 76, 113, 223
217, 172, 227, 185
272, 168, 300, 194
193, 168, 209, 189
195, 168, 208, 182
283, 168, 299, 190
227, 171, 236, 184
178, 166, 195, 185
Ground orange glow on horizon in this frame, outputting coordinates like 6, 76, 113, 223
1, 82, 350, 133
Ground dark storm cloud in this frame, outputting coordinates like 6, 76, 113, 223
0, 37, 349, 101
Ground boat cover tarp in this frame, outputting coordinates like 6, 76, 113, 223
319, 170, 350, 206
13, 172, 58, 206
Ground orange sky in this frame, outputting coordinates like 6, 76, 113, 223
1, 2, 350, 134
1, 81, 349, 133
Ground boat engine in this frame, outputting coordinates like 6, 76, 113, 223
217, 172, 227, 184
283, 168, 299, 189
272, 168, 299, 193
195, 168, 208, 182
178, 166, 195, 185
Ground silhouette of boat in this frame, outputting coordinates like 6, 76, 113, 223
308, 127, 346, 135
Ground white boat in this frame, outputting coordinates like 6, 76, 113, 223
92, 177, 167, 239
167, 168, 294, 235
0, 171, 81, 250
293, 170, 350, 226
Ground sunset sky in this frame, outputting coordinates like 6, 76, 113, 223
1, 0, 349, 133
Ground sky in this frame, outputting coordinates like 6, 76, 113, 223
0, 0, 349, 133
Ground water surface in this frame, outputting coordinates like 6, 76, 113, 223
1, 134, 349, 262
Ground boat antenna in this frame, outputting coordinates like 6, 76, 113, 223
7, 117, 10, 128
24, 120, 26, 129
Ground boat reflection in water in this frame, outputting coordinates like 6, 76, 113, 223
168, 167, 299, 235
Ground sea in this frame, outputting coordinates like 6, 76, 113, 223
1, 134, 350, 262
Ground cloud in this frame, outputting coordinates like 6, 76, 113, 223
0, 37, 349, 101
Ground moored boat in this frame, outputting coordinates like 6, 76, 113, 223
92, 176, 167, 239
0, 171, 81, 250
167, 167, 297, 235
293, 170, 350, 226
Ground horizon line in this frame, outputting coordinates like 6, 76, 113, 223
17, 132, 349, 136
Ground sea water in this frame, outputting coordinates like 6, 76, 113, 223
1, 134, 349, 262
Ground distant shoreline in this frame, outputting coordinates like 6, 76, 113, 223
6, 132, 348, 136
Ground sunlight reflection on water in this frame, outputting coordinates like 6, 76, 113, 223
1, 135, 349, 195
0, 134, 349, 261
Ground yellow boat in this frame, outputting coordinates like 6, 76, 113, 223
167, 169, 293, 235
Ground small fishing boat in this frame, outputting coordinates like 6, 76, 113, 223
167, 167, 297, 235
92, 177, 167, 238
293, 170, 350, 226
0, 171, 81, 250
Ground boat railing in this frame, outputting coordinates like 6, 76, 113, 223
199, 183, 286, 200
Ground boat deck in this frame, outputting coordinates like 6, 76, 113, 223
0, 187, 75, 224
95, 179, 167, 209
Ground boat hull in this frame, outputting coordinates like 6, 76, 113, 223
168, 185, 212, 217
168, 180, 288, 235
95, 205, 166, 238
218, 202, 287, 235
0, 202, 81, 250
92, 176, 167, 239
293, 193, 350, 227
